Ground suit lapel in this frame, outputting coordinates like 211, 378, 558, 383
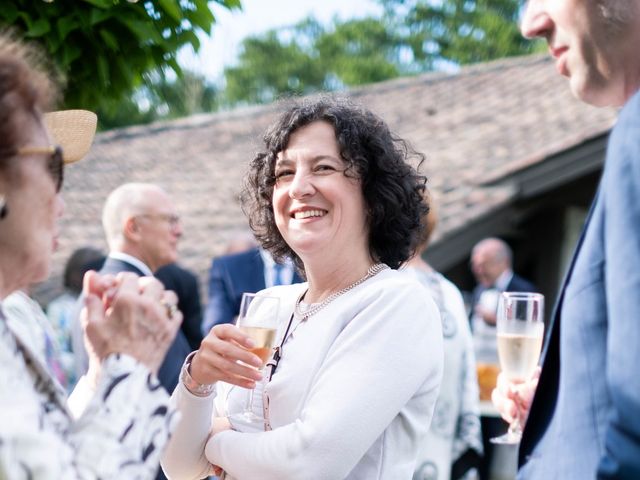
519, 187, 601, 465
100, 257, 145, 276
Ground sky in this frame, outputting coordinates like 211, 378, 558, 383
178, 0, 382, 81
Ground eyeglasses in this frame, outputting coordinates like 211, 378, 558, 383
16, 145, 64, 193
136, 213, 181, 227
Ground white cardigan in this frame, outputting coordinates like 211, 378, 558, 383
162, 268, 443, 480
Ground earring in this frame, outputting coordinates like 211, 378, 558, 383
0, 195, 7, 219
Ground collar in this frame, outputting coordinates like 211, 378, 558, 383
108, 252, 154, 276
494, 269, 514, 291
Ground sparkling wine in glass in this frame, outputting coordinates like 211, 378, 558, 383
235, 292, 280, 423
491, 292, 544, 445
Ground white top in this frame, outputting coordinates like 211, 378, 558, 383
161, 268, 443, 480
403, 269, 482, 480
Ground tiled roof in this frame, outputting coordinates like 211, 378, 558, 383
34, 54, 618, 303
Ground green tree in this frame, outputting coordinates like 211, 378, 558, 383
99, 70, 219, 129
1, 0, 240, 115
222, 0, 536, 107
223, 17, 405, 106
224, 21, 326, 105
380, 0, 536, 69
315, 17, 404, 86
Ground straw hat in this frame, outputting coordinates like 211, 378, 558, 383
44, 109, 97, 164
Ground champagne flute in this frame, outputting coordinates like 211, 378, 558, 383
235, 292, 280, 423
491, 292, 544, 445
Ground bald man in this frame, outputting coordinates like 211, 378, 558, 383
73, 183, 191, 396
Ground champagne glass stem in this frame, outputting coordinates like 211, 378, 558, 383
245, 384, 256, 417
508, 416, 522, 438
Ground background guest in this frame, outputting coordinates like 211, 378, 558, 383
202, 245, 303, 333
469, 237, 536, 479
46, 246, 104, 389
72, 182, 192, 396
404, 198, 483, 480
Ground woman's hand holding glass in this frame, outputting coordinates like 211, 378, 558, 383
189, 324, 264, 389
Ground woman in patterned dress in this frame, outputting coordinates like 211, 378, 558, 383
0, 32, 181, 479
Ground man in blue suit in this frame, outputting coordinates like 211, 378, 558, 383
202, 247, 302, 333
493, 1, 640, 478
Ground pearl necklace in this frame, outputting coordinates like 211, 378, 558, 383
294, 263, 389, 320
266, 263, 389, 385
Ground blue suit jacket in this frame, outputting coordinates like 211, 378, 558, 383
99, 257, 191, 395
203, 248, 303, 331
519, 91, 640, 478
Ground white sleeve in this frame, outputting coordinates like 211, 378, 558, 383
0, 349, 175, 479
160, 377, 218, 480
205, 285, 443, 480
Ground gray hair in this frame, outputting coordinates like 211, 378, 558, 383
598, 0, 635, 32
473, 237, 513, 266
101, 183, 164, 248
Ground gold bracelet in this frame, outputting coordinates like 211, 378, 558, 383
181, 351, 215, 397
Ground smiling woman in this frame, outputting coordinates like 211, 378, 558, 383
162, 96, 444, 480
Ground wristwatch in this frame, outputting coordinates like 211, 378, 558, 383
181, 351, 215, 397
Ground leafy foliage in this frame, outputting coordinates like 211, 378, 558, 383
223, 17, 407, 106
0, 0, 240, 116
98, 70, 219, 129
380, 0, 536, 69
222, 0, 537, 106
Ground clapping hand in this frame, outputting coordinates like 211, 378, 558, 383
81, 271, 182, 378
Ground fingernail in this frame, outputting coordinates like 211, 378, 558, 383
245, 338, 255, 348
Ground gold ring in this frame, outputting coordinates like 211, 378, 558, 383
161, 300, 178, 319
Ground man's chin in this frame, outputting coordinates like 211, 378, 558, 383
570, 74, 624, 107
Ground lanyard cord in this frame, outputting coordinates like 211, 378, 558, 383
266, 311, 295, 382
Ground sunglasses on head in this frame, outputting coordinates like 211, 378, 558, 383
16, 145, 64, 193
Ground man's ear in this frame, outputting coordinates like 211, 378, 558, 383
123, 216, 141, 242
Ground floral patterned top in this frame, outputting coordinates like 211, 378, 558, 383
0, 300, 177, 479
404, 269, 483, 480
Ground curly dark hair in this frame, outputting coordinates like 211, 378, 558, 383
241, 95, 428, 271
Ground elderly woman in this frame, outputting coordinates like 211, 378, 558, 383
403, 199, 483, 480
0, 33, 180, 478
162, 97, 444, 480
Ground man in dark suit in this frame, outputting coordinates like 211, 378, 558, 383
73, 183, 191, 397
155, 262, 203, 351
97, 183, 193, 480
469, 237, 535, 480
202, 246, 303, 333
470, 237, 536, 329
492, 1, 640, 478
